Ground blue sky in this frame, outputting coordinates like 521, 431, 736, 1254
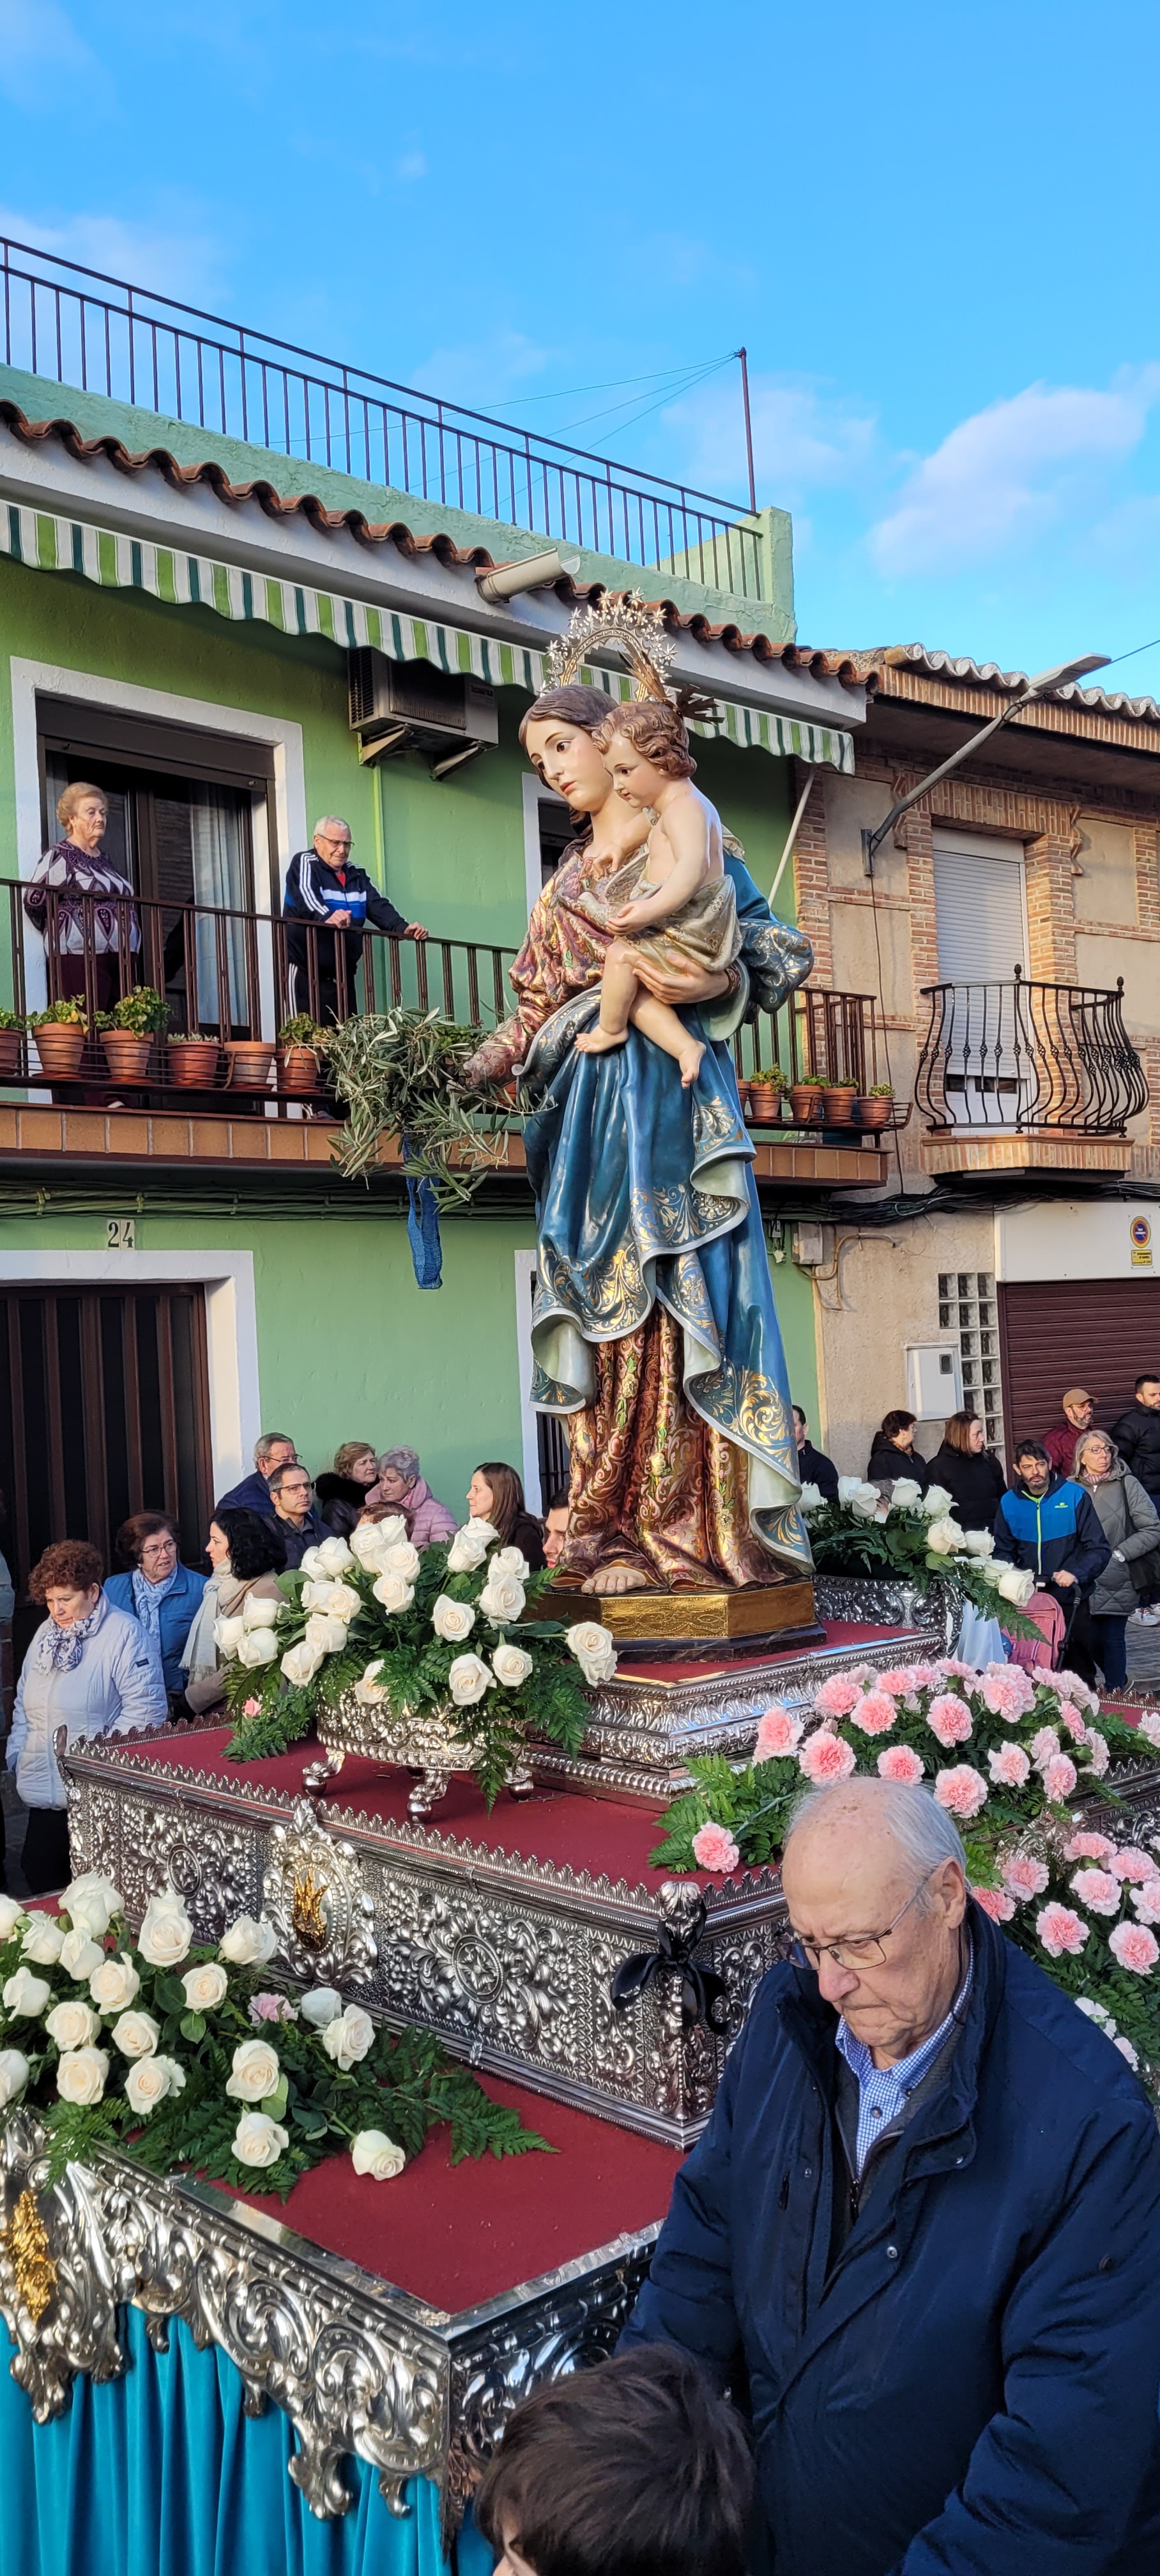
4, 0, 1160, 693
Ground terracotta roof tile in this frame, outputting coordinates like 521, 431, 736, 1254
846, 640, 1160, 728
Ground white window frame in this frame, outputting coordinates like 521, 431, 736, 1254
521, 773, 570, 917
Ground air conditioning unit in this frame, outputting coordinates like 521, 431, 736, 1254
348, 647, 498, 775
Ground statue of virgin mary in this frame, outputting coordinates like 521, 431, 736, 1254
468, 600, 814, 1600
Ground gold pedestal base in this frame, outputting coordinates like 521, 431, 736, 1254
542, 1577, 820, 1655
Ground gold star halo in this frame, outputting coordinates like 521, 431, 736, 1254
547, 592, 676, 702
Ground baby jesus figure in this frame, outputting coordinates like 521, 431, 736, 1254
575, 698, 742, 1087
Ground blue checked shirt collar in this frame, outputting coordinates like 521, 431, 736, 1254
835, 1954, 973, 2176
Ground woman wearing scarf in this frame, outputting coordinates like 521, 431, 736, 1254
8, 1540, 167, 1894
105, 1514, 208, 1701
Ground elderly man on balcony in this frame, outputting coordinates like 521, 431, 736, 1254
283, 816, 427, 1026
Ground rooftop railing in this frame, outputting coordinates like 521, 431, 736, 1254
915, 970, 1148, 1135
0, 235, 766, 601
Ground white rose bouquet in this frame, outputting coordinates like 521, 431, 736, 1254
220, 1513, 597, 1804
0, 1878, 546, 2200
799, 1483, 1042, 1639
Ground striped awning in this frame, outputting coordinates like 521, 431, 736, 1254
1, 500, 855, 772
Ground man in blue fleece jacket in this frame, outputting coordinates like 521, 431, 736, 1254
992, 1436, 1110, 1606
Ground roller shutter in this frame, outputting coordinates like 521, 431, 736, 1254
998, 1277, 1160, 1452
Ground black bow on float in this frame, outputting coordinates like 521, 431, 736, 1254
610, 1897, 731, 2035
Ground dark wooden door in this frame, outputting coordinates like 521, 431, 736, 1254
998, 1277, 1160, 1455
0, 1286, 213, 1640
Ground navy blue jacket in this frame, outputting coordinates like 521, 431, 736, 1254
283, 850, 407, 981
215, 1469, 278, 1517
622, 1906, 1160, 2575
993, 1469, 1110, 1596
103, 1563, 207, 1695
258, 1503, 328, 1571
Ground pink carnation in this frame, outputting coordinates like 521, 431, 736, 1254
1130, 1879, 1160, 1926
935, 1657, 977, 1681
970, 1883, 1016, 1923
798, 1730, 858, 1786
1138, 1712, 1160, 1749
873, 1669, 915, 1696
1029, 1726, 1060, 1767
1050, 1669, 1099, 1713
908, 1663, 940, 1689
1111, 1846, 1155, 1882
1057, 1706, 1089, 1745
1064, 1831, 1114, 1863
933, 1763, 988, 1820
1042, 1754, 1078, 1805
988, 1742, 1032, 1790
981, 1666, 1035, 1722
1036, 1903, 1090, 1958
249, 1991, 299, 2025
692, 1821, 741, 1875
877, 1744, 925, 1785
926, 1694, 973, 1749
850, 1690, 897, 1738
1002, 1853, 1050, 1900
1069, 1868, 1122, 1918
1109, 1920, 1160, 1975
753, 1706, 804, 1763
243, 1697, 261, 1717
1083, 1731, 1110, 1777
812, 1674, 862, 1719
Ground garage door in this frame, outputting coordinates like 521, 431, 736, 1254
998, 1278, 1160, 1452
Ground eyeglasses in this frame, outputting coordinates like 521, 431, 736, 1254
789, 1870, 935, 1972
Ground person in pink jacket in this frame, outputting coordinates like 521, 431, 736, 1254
366, 1447, 457, 1547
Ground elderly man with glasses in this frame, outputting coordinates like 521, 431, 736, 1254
283, 816, 428, 1025
622, 1775, 1160, 2576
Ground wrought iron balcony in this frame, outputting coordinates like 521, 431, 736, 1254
916, 969, 1147, 1135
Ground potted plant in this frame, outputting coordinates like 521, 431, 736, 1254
166, 1031, 223, 1089
96, 986, 169, 1082
788, 1071, 826, 1124
856, 1081, 895, 1131
224, 1034, 276, 1090
820, 1074, 859, 1125
28, 997, 89, 1079
747, 1064, 788, 1123
0, 1009, 24, 1079
276, 1014, 328, 1094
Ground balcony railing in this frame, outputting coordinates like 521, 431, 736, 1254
915, 970, 1147, 1134
0, 235, 765, 601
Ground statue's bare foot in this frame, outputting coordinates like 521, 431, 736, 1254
678, 1038, 705, 1087
576, 1024, 629, 1057
582, 1564, 649, 1595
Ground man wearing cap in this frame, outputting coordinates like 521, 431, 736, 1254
1042, 1387, 1095, 1476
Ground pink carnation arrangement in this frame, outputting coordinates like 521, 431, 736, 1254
877, 1744, 925, 1785
798, 1729, 857, 1786
1042, 1753, 1078, 1805
1064, 1832, 1114, 1864
849, 1690, 897, 1737
1036, 1903, 1089, 1958
981, 1665, 1035, 1723
933, 1763, 988, 1821
1029, 1726, 1061, 1767
926, 1694, 973, 1749
812, 1673, 862, 1719
1131, 1879, 1160, 1926
1069, 1867, 1122, 1918
753, 1706, 804, 1763
873, 1669, 916, 1695
1111, 1847, 1155, 1883
934, 1657, 977, 1682
691, 1821, 741, 1875
1002, 1852, 1050, 1901
1046, 1669, 1099, 1714
987, 1742, 1031, 1790
1109, 1920, 1159, 1975
908, 1664, 940, 1689
971, 1883, 1016, 1923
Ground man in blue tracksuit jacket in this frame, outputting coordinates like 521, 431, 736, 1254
992, 1438, 1110, 1608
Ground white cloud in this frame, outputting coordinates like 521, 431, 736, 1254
411, 329, 558, 411
664, 372, 877, 507
393, 150, 428, 184
0, 204, 227, 308
870, 371, 1160, 578
0, 0, 109, 110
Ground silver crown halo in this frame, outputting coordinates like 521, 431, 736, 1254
547, 592, 676, 702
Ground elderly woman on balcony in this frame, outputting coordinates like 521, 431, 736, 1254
24, 780, 139, 1015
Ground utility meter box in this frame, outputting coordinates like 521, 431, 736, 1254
906, 1343, 962, 1418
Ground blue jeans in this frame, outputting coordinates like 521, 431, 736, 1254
1088, 1613, 1128, 1690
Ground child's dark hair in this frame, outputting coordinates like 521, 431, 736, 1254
474, 2345, 753, 2576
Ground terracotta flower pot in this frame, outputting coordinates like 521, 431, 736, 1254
33, 1023, 86, 1078
821, 1084, 857, 1125
278, 1043, 321, 1094
788, 1085, 825, 1125
101, 1031, 154, 1083
856, 1096, 892, 1130
0, 1031, 22, 1078
747, 1084, 782, 1124
167, 1038, 222, 1089
224, 1041, 275, 1090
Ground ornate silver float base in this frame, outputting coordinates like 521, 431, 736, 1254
811, 1574, 962, 1644
312, 1694, 535, 1820
0, 2112, 655, 2547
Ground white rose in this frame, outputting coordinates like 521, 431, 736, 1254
233, 2110, 289, 2168
225, 2037, 281, 2101
996, 1564, 1035, 1607
299, 1986, 342, 2028
381, 1542, 420, 1583
3, 1967, 52, 2018
21, 1914, 65, 1965
352, 1517, 406, 1563
326, 1581, 363, 1620
565, 1621, 618, 1686
45, 1998, 100, 2051
219, 1915, 277, 1968
137, 1890, 194, 1968
280, 1640, 324, 1685
446, 1524, 489, 1574
125, 2053, 185, 2117
300, 1579, 333, 1612
241, 1590, 282, 1630
492, 1546, 531, 1581
298, 1546, 328, 1579
492, 1643, 534, 1688
317, 1536, 355, 1576
975, 1554, 1005, 1587
0, 2048, 30, 2107
214, 1614, 246, 1654
432, 1593, 476, 1642
58, 1928, 105, 1981
351, 2128, 406, 2181
321, 2004, 374, 2070
303, 1612, 350, 1655
89, 1953, 141, 2012
921, 1484, 954, 1517
837, 1475, 866, 1505
478, 1571, 526, 1625
372, 1570, 415, 1616
0, 1896, 27, 1940
925, 1517, 962, 1556
353, 1658, 388, 1704
236, 1627, 280, 1668
112, 2009, 161, 2058
448, 1652, 494, 1706
181, 1963, 229, 2011
962, 1528, 996, 1557
61, 1871, 122, 1934
888, 1476, 923, 1511
797, 1481, 825, 1514
850, 1482, 883, 1521
56, 2044, 109, 2105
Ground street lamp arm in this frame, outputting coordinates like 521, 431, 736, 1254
860, 650, 1110, 876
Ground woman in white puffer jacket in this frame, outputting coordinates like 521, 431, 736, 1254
8, 1538, 167, 1894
